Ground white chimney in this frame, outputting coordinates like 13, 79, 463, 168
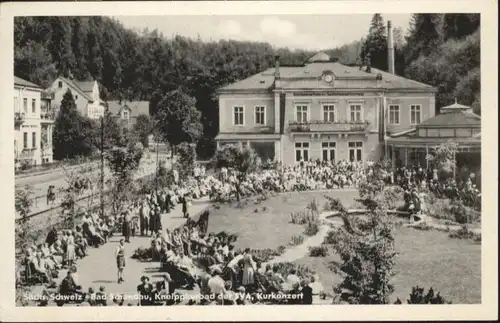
387, 20, 395, 74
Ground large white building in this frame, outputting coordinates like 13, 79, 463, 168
14, 76, 54, 166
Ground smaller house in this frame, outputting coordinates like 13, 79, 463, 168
49, 76, 106, 119
386, 100, 481, 170
106, 100, 150, 128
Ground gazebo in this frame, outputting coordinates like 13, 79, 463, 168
386, 101, 481, 170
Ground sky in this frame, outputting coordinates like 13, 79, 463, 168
115, 14, 412, 50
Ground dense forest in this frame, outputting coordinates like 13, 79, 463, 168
14, 14, 480, 158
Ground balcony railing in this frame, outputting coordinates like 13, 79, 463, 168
14, 112, 25, 126
288, 120, 371, 133
41, 91, 55, 100
18, 148, 36, 159
40, 111, 55, 121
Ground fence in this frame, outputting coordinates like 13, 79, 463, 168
15, 155, 101, 176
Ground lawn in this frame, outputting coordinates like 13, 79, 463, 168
293, 227, 481, 304
205, 188, 481, 304
206, 189, 358, 250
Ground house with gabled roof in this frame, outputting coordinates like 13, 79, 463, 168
215, 21, 439, 164
48, 76, 106, 119
106, 100, 150, 128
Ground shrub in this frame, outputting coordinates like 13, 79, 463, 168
383, 186, 404, 210
304, 221, 320, 236
132, 247, 152, 260
290, 235, 304, 246
448, 200, 480, 224
249, 246, 287, 263
309, 245, 328, 257
262, 206, 267, 212
449, 225, 480, 241
395, 286, 451, 304
290, 210, 319, 225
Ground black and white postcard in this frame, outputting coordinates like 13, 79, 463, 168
0, 0, 497, 321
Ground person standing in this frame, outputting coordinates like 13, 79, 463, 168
115, 239, 126, 284
65, 231, 76, 269
181, 195, 189, 218
242, 248, 255, 292
122, 211, 131, 243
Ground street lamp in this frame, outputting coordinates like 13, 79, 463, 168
100, 115, 105, 217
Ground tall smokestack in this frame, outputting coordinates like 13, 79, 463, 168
274, 55, 280, 79
387, 20, 395, 74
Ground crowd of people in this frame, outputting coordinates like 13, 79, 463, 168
392, 165, 481, 212
18, 157, 481, 306
205, 159, 370, 203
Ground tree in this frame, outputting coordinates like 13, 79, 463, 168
53, 89, 94, 160
426, 141, 458, 179
105, 143, 144, 215
392, 27, 405, 49
133, 114, 154, 148
155, 89, 203, 154
14, 40, 57, 88
176, 142, 197, 181
59, 164, 92, 227
360, 14, 388, 71
47, 17, 76, 77
15, 185, 34, 250
15, 185, 33, 219
213, 144, 259, 201
404, 14, 444, 65
404, 23, 480, 113
328, 168, 397, 304
453, 67, 481, 114
443, 14, 480, 41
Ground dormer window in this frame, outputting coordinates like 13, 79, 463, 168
58, 81, 62, 88
123, 110, 129, 119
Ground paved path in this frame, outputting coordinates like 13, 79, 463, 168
48, 197, 211, 304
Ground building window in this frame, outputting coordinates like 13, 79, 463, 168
58, 81, 63, 88
322, 142, 336, 162
23, 132, 28, 149
348, 141, 363, 162
389, 105, 400, 125
32, 99, 36, 113
123, 110, 129, 119
233, 106, 244, 126
296, 105, 308, 123
323, 104, 335, 122
349, 104, 363, 122
23, 98, 28, 113
254, 106, 265, 125
32, 132, 36, 149
75, 95, 78, 100
410, 105, 422, 125
295, 142, 309, 162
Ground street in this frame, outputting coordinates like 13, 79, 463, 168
15, 152, 172, 214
